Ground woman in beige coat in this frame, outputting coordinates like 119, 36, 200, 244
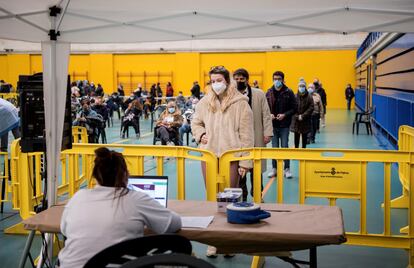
191, 66, 254, 188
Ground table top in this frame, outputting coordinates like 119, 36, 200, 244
23, 200, 346, 254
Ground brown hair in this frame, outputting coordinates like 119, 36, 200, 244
92, 147, 129, 198
209, 66, 230, 84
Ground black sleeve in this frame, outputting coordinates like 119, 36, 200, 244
284, 90, 297, 117
301, 96, 314, 119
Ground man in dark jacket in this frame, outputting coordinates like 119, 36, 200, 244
345, 84, 354, 110
266, 71, 297, 179
190, 81, 201, 99
314, 79, 327, 127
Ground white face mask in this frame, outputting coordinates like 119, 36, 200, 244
212, 82, 226, 95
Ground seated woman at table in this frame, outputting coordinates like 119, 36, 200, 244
58, 147, 181, 268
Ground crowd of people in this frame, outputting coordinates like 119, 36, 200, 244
70, 79, 204, 146
1, 69, 359, 266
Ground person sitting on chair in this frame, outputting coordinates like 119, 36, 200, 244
73, 98, 100, 143
58, 147, 181, 268
156, 100, 183, 145
121, 100, 142, 138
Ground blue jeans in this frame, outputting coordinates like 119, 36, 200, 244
271, 127, 290, 169
179, 124, 191, 146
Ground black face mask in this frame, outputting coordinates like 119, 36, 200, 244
237, 81, 247, 91
313, 82, 319, 88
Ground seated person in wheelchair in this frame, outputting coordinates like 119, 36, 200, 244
121, 100, 142, 138
179, 98, 199, 145
73, 98, 102, 143
155, 100, 183, 145
58, 147, 182, 268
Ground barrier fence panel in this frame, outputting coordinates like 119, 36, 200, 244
60, 144, 218, 201
393, 125, 414, 234
0, 152, 10, 206
219, 147, 414, 265
6, 143, 218, 234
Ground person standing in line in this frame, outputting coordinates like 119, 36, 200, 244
233, 68, 273, 202
190, 81, 201, 99
290, 81, 313, 148
307, 83, 324, 144
191, 66, 254, 258
166, 82, 174, 98
156, 82, 163, 105
313, 78, 327, 128
345, 83, 354, 110
266, 71, 297, 179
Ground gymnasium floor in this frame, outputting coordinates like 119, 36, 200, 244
0, 109, 409, 267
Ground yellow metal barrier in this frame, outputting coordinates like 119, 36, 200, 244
219, 147, 414, 266
72, 126, 89, 144
6, 143, 218, 234
390, 125, 414, 208
60, 144, 218, 201
391, 125, 414, 234
0, 152, 10, 205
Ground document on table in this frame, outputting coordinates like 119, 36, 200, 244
181, 216, 214, 229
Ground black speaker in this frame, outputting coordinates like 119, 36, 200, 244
18, 73, 72, 153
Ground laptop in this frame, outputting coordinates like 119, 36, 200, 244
128, 176, 169, 207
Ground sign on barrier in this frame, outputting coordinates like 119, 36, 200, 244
305, 161, 361, 198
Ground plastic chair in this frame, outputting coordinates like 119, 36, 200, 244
352, 107, 374, 135
83, 234, 192, 268
121, 253, 216, 268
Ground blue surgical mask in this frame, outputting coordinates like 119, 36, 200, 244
168, 107, 175, 113
298, 86, 306, 94
308, 88, 314, 94
274, 80, 283, 89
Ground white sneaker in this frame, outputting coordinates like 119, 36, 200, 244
284, 168, 292, 179
267, 168, 276, 178
206, 246, 218, 258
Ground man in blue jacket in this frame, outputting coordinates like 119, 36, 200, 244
266, 71, 297, 179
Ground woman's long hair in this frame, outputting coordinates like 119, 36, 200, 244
92, 147, 129, 198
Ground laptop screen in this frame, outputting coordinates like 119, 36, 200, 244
128, 176, 168, 207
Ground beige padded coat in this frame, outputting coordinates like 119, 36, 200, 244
250, 87, 274, 171
191, 84, 254, 169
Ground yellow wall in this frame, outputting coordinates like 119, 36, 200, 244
90, 54, 113, 92
0, 50, 356, 108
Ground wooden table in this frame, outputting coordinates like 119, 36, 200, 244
20, 200, 346, 268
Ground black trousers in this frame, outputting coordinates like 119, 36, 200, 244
239, 170, 263, 202
294, 132, 308, 148
1, 127, 21, 152
309, 114, 320, 142
122, 120, 140, 135
157, 126, 178, 145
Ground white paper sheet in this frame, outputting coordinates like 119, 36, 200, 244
181, 216, 214, 229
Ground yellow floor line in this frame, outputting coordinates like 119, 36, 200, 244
261, 177, 275, 198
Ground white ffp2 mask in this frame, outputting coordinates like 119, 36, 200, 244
212, 82, 226, 95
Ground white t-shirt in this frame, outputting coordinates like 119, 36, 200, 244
58, 185, 181, 268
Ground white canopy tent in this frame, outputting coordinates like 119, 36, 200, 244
0, 0, 414, 213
